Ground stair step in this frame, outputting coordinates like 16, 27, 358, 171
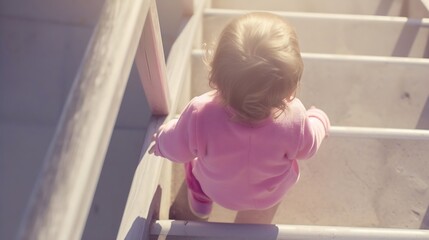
152, 220, 429, 239
192, 50, 429, 129
203, 8, 429, 58
211, 0, 429, 18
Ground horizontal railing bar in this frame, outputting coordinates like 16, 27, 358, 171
151, 220, 429, 240
204, 8, 429, 26
192, 49, 429, 64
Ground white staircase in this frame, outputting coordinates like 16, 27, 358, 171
170, 0, 429, 233
11, 0, 429, 239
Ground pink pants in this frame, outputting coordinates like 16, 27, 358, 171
185, 161, 212, 203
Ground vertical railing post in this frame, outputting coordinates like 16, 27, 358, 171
135, 0, 170, 115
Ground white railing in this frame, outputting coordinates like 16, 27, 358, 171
116, 0, 208, 239
15, 0, 167, 239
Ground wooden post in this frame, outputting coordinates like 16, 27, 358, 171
135, 0, 170, 115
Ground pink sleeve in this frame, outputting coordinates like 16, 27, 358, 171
153, 101, 198, 163
296, 108, 330, 160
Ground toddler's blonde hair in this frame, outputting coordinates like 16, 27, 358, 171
207, 12, 304, 121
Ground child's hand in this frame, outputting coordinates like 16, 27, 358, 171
148, 133, 157, 154
148, 124, 164, 155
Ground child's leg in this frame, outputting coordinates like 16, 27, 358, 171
184, 161, 212, 203
234, 204, 280, 224
184, 161, 212, 218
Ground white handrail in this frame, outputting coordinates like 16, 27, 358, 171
16, 0, 153, 239
151, 220, 429, 240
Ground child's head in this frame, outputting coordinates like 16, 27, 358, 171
207, 12, 303, 121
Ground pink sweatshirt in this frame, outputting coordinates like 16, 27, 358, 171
153, 91, 330, 211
